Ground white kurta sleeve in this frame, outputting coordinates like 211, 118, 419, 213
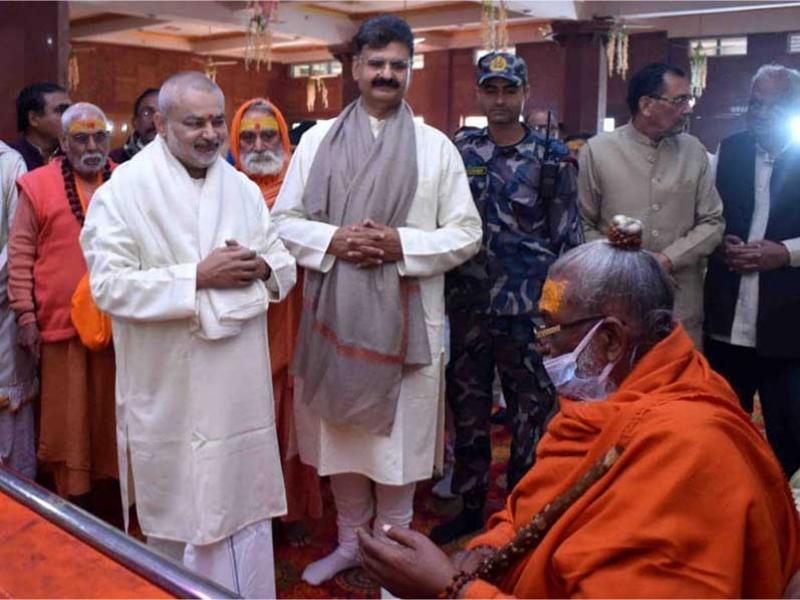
80, 185, 198, 322
272, 130, 337, 273
253, 193, 296, 302
0, 150, 26, 275
396, 140, 482, 278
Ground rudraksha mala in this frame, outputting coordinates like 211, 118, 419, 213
439, 445, 623, 598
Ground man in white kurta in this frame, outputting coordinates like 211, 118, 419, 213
80, 72, 296, 597
0, 142, 36, 479
272, 16, 482, 586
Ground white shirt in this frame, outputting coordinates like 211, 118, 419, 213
712, 146, 800, 347
271, 116, 482, 484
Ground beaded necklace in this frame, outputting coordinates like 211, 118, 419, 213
61, 158, 111, 226
441, 445, 624, 598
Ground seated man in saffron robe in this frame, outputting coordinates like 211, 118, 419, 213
358, 216, 800, 598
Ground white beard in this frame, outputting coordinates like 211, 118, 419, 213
242, 148, 284, 176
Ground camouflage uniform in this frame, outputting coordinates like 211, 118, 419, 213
446, 122, 583, 509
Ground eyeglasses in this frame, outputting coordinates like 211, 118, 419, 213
361, 58, 410, 72
649, 94, 696, 108
239, 130, 278, 145
535, 316, 605, 340
69, 131, 109, 145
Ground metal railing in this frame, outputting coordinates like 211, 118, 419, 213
0, 466, 238, 599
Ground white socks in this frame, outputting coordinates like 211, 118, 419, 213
301, 474, 416, 586
301, 546, 360, 585
302, 473, 372, 585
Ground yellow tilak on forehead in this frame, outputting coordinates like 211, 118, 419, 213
68, 118, 108, 135
540, 279, 567, 315
239, 115, 278, 133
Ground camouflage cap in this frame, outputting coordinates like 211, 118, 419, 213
476, 51, 528, 86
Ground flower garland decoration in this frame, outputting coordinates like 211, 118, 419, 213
481, 0, 509, 51
690, 42, 708, 97
606, 25, 629, 80
305, 76, 330, 113
68, 47, 80, 91
244, 0, 279, 72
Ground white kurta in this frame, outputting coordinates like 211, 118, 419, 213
272, 117, 482, 486
80, 137, 296, 545
0, 142, 36, 479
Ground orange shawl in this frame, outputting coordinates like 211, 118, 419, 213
231, 98, 321, 522
231, 98, 298, 376
466, 325, 800, 598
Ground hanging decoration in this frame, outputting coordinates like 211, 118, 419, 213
481, 0, 509, 51
244, 0, 279, 72
690, 43, 708, 97
193, 56, 238, 83
605, 25, 629, 80
306, 76, 329, 113
306, 78, 316, 112
68, 47, 80, 91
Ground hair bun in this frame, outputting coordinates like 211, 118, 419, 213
608, 215, 644, 250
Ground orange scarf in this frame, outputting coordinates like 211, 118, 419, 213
230, 97, 291, 207
467, 325, 800, 598
70, 168, 114, 351
231, 98, 299, 377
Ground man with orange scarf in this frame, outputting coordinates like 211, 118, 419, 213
8, 103, 117, 499
230, 98, 322, 544
358, 216, 800, 598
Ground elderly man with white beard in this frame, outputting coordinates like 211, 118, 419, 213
230, 98, 324, 546
9, 102, 118, 500
80, 72, 296, 596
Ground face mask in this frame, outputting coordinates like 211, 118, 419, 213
543, 320, 618, 402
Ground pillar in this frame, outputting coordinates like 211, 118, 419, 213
329, 43, 361, 109
552, 20, 609, 135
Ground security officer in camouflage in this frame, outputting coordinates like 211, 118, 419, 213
430, 51, 583, 544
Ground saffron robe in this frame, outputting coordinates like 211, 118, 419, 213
231, 97, 323, 522
464, 325, 800, 598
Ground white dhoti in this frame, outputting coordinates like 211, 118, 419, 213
0, 142, 36, 482
148, 519, 275, 598
294, 355, 442, 486
0, 402, 35, 479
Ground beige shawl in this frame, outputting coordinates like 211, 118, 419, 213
293, 99, 431, 436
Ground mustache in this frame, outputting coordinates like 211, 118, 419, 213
247, 150, 282, 162
372, 77, 400, 89
78, 152, 104, 164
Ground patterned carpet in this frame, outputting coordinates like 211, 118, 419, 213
274, 425, 512, 599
